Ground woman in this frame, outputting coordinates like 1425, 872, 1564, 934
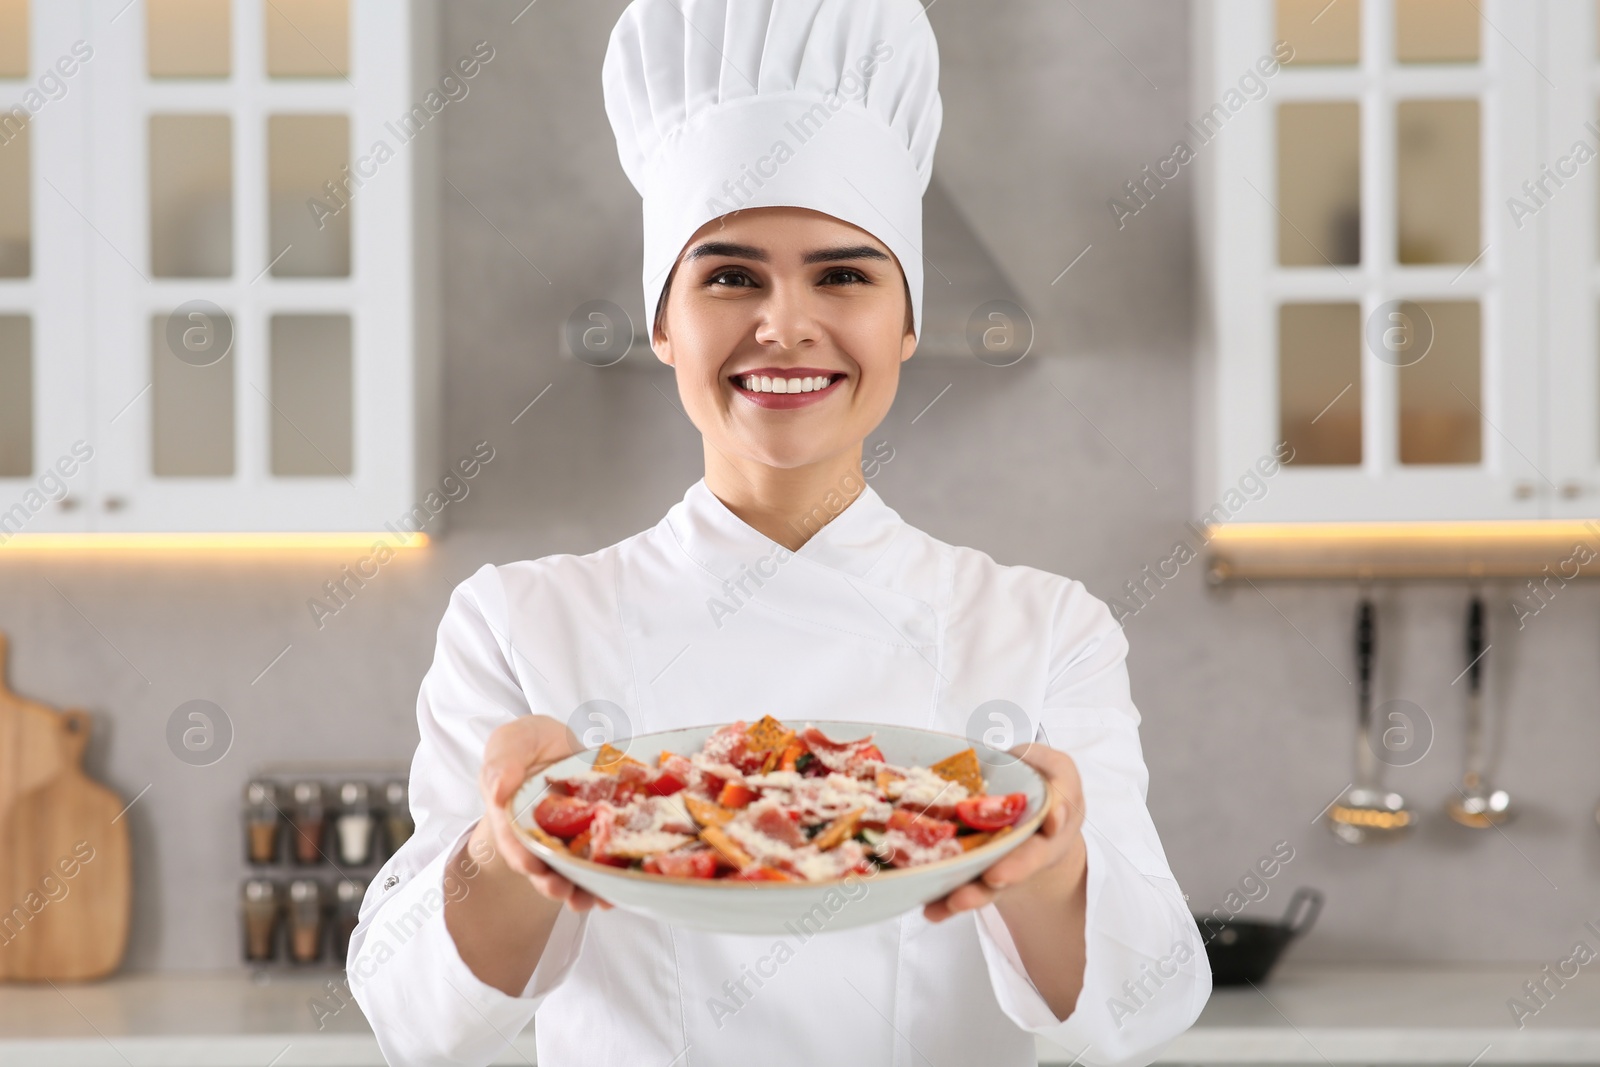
348, 2, 1209, 1065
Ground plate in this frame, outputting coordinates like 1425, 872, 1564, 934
506, 720, 1049, 935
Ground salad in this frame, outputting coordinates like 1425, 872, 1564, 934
523, 716, 1030, 882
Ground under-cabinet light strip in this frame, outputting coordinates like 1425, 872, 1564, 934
1206, 521, 1600, 581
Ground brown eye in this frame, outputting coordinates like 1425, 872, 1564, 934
822, 268, 869, 285
708, 269, 756, 288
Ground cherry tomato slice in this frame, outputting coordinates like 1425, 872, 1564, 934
856, 743, 885, 763
955, 793, 1028, 832
729, 741, 768, 775
647, 770, 687, 796
888, 807, 958, 847
730, 865, 792, 882
534, 795, 597, 839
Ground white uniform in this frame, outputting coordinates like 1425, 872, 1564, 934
347, 479, 1210, 1067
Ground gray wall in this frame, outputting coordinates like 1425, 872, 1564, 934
2, 0, 1595, 975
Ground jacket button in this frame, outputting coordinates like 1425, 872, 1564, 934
383, 875, 399, 890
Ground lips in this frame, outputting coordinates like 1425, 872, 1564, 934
728, 367, 844, 410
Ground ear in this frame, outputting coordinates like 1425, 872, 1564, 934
900, 325, 918, 363
651, 320, 675, 368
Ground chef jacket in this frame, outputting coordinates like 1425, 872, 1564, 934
348, 477, 1210, 1067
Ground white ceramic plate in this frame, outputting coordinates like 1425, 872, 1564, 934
507, 720, 1049, 935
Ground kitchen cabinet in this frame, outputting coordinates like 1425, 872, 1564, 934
0, 0, 440, 538
1194, 0, 1593, 526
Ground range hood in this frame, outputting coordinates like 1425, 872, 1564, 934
914, 173, 1029, 358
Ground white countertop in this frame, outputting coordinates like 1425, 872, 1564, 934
0, 964, 1593, 1065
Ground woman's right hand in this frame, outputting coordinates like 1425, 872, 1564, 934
474, 714, 613, 912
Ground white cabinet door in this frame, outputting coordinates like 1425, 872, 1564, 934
1544, 0, 1600, 519
0, 0, 94, 538
1201, 0, 1546, 522
85, 0, 429, 533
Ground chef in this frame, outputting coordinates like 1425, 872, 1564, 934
347, 1, 1210, 1064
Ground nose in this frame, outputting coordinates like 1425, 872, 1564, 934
752, 279, 820, 350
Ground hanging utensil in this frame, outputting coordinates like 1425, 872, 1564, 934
1326, 598, 1413, 844
1446, 593, 1512, 828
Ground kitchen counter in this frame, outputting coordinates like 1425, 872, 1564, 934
0, 965, 1594, 1065
1047, 964, 1600, 1064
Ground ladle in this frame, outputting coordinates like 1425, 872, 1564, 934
1326, 597, 1413, 844
1446, 594, 1512, 828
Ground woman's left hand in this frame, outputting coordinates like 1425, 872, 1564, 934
923, 741, 1087, 923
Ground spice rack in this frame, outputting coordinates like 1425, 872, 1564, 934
239, 765, 412, 968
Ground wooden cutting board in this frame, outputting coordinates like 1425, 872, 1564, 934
0, 632, 131, 981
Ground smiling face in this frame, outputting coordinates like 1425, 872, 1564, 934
651, 207, 917, 475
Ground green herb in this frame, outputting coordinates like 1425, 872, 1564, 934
795, 752, 815, 773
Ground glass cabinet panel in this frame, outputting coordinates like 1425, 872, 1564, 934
1280, 302, 1363, 465
1398, 300, 1481, 464
146, 0, 231, 79
1397, 100, 1480, 264
150, 114, 232, 277
1395, 0, 1480, 63
266, 0, 349, 78
270, 314, 352, 476
1278, 102, 1362, 266
0, 0, 25, 78
0, 0, 433, 534
151, 312, 234, 476
0, 315, 31, 477
0, 117, 27, 277
1278, 0, 1361, 65
268, 115, 350, 277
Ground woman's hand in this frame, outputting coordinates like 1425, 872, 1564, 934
922, 741, 1087, 923
475, 714, 613, 912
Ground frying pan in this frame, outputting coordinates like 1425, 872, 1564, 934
1194, 887, 1323, 986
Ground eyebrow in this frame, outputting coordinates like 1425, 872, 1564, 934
684, 241, 891, 265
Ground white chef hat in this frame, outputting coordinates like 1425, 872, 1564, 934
602, 0, 942, 339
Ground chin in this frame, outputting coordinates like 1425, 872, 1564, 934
747, 449, 831, 471
738, 437, 847, 472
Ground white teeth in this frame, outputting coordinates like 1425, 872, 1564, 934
738, 374, 836, 394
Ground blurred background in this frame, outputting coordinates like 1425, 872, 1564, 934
2, 0, 1598, 1061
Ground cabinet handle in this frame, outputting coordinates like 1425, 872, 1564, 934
103, 496, 127, 512
56, 495, 80, 512
1513, 481, 1537, 500
1561, 482, 1584, 500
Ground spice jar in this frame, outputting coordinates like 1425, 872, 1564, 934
241, 878, 280, 962
383, 780, 413, 856
335, 782, 375, 866
286, 879, 325, 963
243, 780, 283, 865
290, 781, 326, 865
333, 878, 366, 963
